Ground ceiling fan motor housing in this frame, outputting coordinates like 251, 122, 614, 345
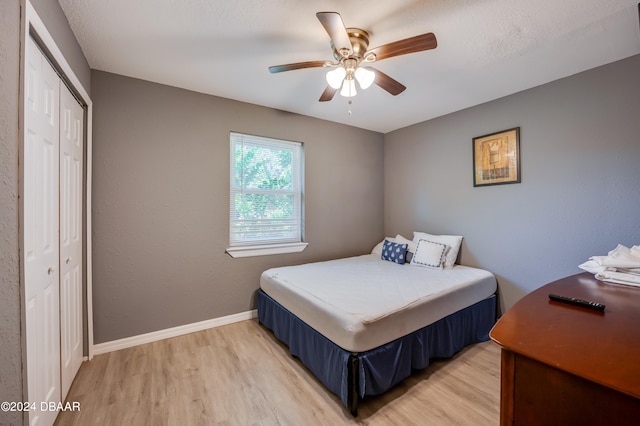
332, 28, 371, 62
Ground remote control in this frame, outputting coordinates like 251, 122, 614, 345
548, 294, 605, 311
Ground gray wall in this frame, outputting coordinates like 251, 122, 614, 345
0, 1, 23, 424
91, 71, 384, 343
384, 54, 640, 313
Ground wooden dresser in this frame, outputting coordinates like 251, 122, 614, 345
490, 272, 640, 425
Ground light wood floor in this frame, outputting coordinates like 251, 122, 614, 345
55, 319, 500, 425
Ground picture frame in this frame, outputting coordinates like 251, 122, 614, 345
472, 127, 521, 187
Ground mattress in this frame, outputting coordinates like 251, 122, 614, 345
260, 254, 497, 352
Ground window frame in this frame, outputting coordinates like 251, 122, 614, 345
226, 132, 307, 258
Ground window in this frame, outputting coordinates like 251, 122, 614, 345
226, 132, 307, 258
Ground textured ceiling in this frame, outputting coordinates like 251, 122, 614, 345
59, 0, 640, 133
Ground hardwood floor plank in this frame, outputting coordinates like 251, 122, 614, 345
55, 319, 500, 425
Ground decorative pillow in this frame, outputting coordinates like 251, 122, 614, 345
411, 239, 447, 269
413, 232, 463, 269
381, 239, 409, 265
405, 251, 413, 264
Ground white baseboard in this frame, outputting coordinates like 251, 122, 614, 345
92, 309, 257, 355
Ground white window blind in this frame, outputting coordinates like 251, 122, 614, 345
229, 132, 303, 247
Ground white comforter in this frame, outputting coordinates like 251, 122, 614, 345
260, 254, 497, 352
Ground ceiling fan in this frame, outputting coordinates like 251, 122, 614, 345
268, 12, 437, 102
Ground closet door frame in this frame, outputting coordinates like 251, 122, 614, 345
21, 0, 94, 365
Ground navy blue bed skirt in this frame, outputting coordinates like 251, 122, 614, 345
257, 289, 497, 413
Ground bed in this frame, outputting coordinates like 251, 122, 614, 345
257, 233, 498, 416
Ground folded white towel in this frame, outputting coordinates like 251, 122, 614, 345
578, 260, 605, 274
595, 270, 640, 287
616, 268, 640, 275
580, 244, 640, 287
590, 244, 640, 269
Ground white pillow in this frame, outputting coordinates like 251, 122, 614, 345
394, 234, 416, 253
371, 237, 396, 255
413, 232, 463, 269
410, 239, 447, 269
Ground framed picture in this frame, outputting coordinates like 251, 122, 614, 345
472, 127, 521, 187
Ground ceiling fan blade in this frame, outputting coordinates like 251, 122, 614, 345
316, 12, 352, 55
367, 67, 406, 95
367, 32, 437, 62
269, 61, 328, 73
319, 85, 337, 102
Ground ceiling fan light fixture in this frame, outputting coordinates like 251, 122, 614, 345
340, 77, 357, 97
326, 66, 347, 89
354, 67, 375, 89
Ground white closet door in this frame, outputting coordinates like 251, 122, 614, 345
59, 84, 84, 400
24, 36, 61, 426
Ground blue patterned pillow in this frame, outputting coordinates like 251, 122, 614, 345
381, 239, 409, 265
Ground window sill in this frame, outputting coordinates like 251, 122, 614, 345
225, 242, 308, 258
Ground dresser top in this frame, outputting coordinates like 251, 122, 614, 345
490, 272, 640, 399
